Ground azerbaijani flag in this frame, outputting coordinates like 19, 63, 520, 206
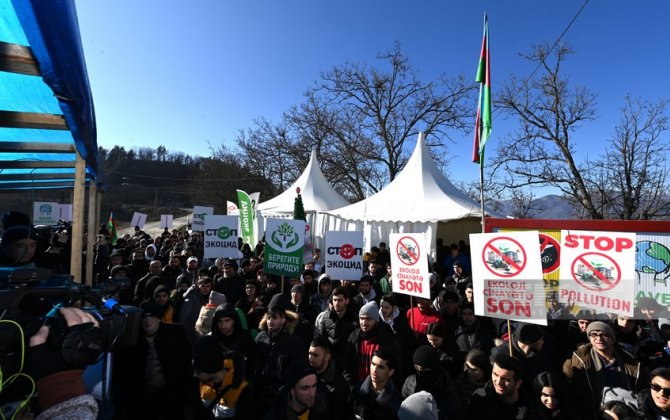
107, 212, 118, 245
473, 13, 492, 164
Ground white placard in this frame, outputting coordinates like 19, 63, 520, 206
325, 231, 364, 280
58, 204, 73, 222
130, 212, 147, 229
470, 231, 547, 325
33, 202, 59, 225
192, 206, 214, 230
389, 233, 431, 299
559, 230, 636, 317
160, 214, 173, 229
204, 215, 240, 259
226, 201, 239, 216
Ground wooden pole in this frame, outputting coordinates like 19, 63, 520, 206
70, 152, 86, 283
85, 182, 97, 286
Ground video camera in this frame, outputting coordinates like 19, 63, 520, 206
0, 268, 141, 383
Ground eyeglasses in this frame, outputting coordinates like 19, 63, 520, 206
588, 332, 612, 339
651, 383, 670, 397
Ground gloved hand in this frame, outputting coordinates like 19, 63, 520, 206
27, 308, 102, 381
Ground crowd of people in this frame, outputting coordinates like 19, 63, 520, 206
1, 210, 670, 419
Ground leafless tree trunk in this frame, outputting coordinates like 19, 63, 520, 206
493, 43, 602, 218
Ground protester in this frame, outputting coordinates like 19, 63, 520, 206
563, 320, 648, 419
467, 353, 541, 419
352, 347, 403, 420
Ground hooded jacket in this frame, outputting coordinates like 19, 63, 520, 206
343, 321, 402, 387
210, 305, 257, 378
254, 310, 306, 403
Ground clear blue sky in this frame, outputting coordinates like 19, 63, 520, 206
74, 0, 668, 188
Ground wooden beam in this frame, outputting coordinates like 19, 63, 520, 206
71, 153, 86, 283
86, 182, 97, 286
0, 111, 68, 130
0, 142, 75, 153
0, 41, 40, 76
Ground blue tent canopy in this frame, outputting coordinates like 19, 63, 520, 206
0, 0, 100, 190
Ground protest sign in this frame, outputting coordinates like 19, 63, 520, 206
325, 231, 364, 280
470, 231, 546, 325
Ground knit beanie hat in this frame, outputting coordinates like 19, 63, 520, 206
281, 361, 317, 389
515, 323, 544, 344
413, 345, 439, 369
359, 301, 380, 323
291, 284, 305, 295
586, 321, 616, 340
214, 303, 237, 321
153, 285, 169, 299
208, 290, 227, 307
398, 391, 439, 420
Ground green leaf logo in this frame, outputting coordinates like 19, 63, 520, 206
217, 226, 232, 240
270, 222, 301, 252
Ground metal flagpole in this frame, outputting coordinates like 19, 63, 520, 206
479, 160, 485, 233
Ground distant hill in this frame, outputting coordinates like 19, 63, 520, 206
497, 194, 575, 219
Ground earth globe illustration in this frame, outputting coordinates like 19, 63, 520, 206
636, 241, 670, 285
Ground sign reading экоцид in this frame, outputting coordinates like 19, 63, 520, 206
204, 215, 239, 259
192, 206, 214, 231
264, 218, 305, 277
325, 231, 364, 280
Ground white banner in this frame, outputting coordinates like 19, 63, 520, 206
33, 202, 59, 225
204, 215, 241, 259
325, 231, 364, 280
559, 230, 636, 317
389, 233, 430, 299
226, 201, 239, 215
58, 204, 73, 222
192, 206, 214, 231
160, 214, 173, 229
470, 231, 547, 325
130, 212, 147, 229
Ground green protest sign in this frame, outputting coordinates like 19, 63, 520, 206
264, 218, 305, 277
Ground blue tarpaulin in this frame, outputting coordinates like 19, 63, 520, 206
0, 0, 99, 189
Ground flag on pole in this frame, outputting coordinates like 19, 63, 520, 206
107, 212, 118, 245
473, 13, 492, 164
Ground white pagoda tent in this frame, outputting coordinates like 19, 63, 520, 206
257, 150, 350, 253
320, 132, 485, 256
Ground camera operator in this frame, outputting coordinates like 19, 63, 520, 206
23, 307, 103, 419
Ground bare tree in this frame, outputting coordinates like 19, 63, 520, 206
233, 117, 300, 192
228, 44, 473, 202
494, 43, 601, 218
590, 96, 670, 219
318, 43, 474, 183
